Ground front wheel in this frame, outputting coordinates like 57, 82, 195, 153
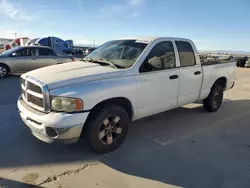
0, 65, 9, 78
84, 105, 130, 154
203, 85, 224, 112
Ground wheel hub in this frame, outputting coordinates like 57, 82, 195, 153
212, 91, 222, 108
0, 67, 7, 77
106, 126, 113, 132
99, 116, 123, 145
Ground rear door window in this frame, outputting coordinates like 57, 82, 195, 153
38, 48, 55, 56
176, 41, 196, 67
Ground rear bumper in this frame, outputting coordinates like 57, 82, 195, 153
17, 96, 89, 144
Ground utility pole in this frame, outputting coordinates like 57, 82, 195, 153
12, 32, 17, 39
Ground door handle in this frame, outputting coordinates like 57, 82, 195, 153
169, 75, 179, 80
194, 71, 201, 75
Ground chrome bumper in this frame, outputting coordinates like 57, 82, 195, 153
18, 96, 89, 144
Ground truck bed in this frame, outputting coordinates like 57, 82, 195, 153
198, 61, 236, 100
201, 59, 236, 66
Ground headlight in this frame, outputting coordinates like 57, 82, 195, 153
51, 96, 83, 113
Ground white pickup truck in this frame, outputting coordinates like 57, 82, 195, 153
18, 37, 236, 153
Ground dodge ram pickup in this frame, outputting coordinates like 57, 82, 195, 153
17, 37, 236, 153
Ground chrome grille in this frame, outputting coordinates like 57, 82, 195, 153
20, 76, 50, 112
27, 93, 44, 107
28, 82, 42, 94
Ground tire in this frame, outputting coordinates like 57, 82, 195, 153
203, 84, 224, 112
84, 105, 130, 154
0, 64, 9, 78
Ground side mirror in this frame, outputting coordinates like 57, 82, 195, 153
11, 52, 17, 57
148, 57, 163, 69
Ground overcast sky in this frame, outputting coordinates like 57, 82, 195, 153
0, 0, 249, 51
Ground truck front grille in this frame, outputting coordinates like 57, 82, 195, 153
27, 93, 44, 107
28, 82, 42, 94
20, 76, 50, 112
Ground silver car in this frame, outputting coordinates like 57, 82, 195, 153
0, 46, 74, 78
245, 59, 250, 68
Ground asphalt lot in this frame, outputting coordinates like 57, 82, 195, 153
0, 68, 250, 188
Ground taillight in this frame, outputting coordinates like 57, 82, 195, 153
71, 57, 75, 62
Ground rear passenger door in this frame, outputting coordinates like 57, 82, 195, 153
175, 41, 202, 106
35, 48, 58, 69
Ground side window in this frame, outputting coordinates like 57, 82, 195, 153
38, 48, 55, 56
176, 41, 196, 67
12, 48, 35, 57
29, 48, 36, 56
139, 41, 176, 73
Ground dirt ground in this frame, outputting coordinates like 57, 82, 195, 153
0, 68, 250, 188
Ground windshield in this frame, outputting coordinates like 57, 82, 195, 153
0, 47, 21, 56
87, 40, 148, 68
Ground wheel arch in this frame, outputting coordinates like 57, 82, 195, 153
0, 63, 10, 73
81, 97, 133, 138
87, 97, 133, 121
213, 77, 227, 90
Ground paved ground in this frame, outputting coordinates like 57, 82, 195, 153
0, 68, 250, 188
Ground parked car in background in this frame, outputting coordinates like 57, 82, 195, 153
84, 48, 97, 55
0, 46, 74, 78
236, 56, 248, 67
73, 48, 84, 56
216, 55, 234, 61
17, 37, 236, 153
245, 59, 250, 68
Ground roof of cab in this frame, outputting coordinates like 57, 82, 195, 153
118, 36, 192, 43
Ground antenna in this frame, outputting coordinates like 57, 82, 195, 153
12, 32, 18, 39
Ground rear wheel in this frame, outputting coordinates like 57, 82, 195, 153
203, 84, 224, 112
0, 65, 9, 78
84, 105, 130, 154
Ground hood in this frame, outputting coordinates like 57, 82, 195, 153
23, 61, 125, 89
0, 54, 7, 58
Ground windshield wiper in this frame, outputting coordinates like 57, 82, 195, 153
81, 57, 93, 62
82, 57, 124, 69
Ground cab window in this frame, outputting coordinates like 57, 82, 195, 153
176, 41, 196, 67
38, 48, 56, 56
139, 41, 176, 73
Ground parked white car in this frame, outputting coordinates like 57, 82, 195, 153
17, 37, 236, 153
245, 59, 250, 68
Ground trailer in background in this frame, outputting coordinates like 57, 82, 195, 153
26, 36, 74, 55
5, 37, 29, 50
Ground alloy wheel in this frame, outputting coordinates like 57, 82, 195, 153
0, 67, 7, 78
212, 91, 222, 109
99, 116, 123, 145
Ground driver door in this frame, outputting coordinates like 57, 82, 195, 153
134, 41, 180, 119
9, 47, 37, 73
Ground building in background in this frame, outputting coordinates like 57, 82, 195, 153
0, 38, 13, 49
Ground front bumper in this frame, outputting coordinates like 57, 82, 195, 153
17, 96, 89, 144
